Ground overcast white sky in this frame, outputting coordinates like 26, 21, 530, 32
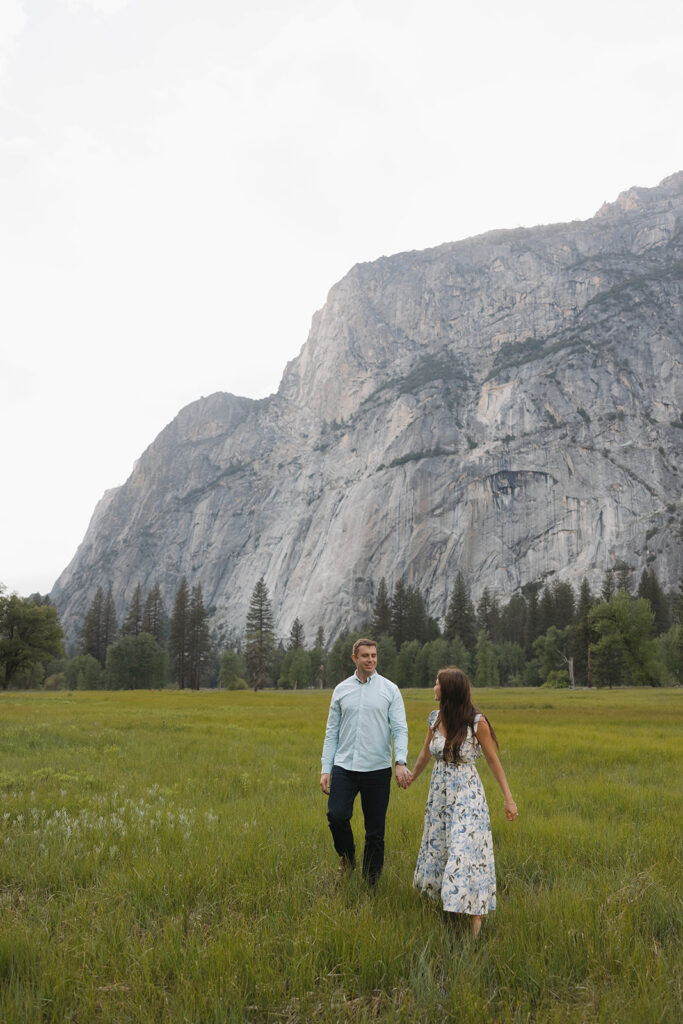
1, 0, 682, 598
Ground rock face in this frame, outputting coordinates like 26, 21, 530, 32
52, 173, 683, 645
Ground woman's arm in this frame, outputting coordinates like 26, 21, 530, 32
408, 729, 433, 784
476, 717, 518, 820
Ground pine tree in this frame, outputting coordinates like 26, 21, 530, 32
495, 641, 525, 686
121, 584, 143, 636
576, 577, 593, 615
424, 616, 441, 642
188, 584, 211, 689
488, 595, 501, 642
615, 561, 633, 595
553, 581, 576, 626
102, 587, 118, 654
405, 585, 428, 644
287, 617, 306, 650
538, 586, 554, 636
573, 577, 594, 686
245, 577, 275, 690
499, 594, 527, 645
105, 633, 167, 690
375, 634, 397, 680
390, 580, 409, 648
394, 639, 421, 687
676, 577, 683, 673
271, 640, 286, 686
637, 568, 671, 635
370, 578, 392, 637
535, 581, 576, 634
80, 585, 117, 666
523, 585, 541, 656
421, 638, 451, 686
326, 629, 357, 688
279, 647, 311, 689
168, 577, 190, 688
601, 570, 615, 602
142, 583, 166, 644
474, 630, 499, 687
447, 635, 472, 676
444, 572, 477, 650
477, 588, 499, 637
80, 587, 105, 665
310, 627, 327, 688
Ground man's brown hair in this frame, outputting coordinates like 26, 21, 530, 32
352, 638, 377, 658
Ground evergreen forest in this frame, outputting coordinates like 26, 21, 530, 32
1, 564, 681, 691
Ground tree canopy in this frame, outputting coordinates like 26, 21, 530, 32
0, 592, 64, 689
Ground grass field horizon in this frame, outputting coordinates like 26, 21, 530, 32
1, 687, 681, 1023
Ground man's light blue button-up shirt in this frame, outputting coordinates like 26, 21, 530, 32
321, 671, 409, 774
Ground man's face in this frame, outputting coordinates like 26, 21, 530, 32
352, 645, 377, 677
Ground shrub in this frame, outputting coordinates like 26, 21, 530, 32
541, 669, 570, 688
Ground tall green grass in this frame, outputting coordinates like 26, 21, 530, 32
0, 688, 680, 1023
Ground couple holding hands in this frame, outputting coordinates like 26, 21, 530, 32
320, 639, 518, 938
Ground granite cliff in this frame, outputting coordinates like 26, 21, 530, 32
52, 173, 683, 644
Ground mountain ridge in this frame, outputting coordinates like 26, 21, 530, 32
52, 173, 683, 645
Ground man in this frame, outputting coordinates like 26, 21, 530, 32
320, 638, 410, 885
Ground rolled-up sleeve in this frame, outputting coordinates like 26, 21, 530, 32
388, 689, 409, 764
321, 693, 341, 773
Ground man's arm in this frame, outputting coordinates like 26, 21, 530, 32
320, 692, 341, 793
388, 686, 409, 787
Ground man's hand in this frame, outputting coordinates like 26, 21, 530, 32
395, 764, 411, 789
320, 772, 331, 795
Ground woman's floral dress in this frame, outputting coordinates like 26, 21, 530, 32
413, 710, 496, 915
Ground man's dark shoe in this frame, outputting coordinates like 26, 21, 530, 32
337, 857, 355, 879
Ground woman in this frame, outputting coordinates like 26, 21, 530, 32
409, 667, 517, 937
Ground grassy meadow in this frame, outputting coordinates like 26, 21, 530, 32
0, 687, 681, 1023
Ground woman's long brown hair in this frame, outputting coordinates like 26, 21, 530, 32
434, 667, 498, 763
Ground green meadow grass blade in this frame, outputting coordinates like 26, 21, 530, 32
1, 688, 681, 1023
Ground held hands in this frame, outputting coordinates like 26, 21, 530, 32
320, 768, 415, 793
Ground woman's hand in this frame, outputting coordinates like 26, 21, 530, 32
504, 797, 518, 821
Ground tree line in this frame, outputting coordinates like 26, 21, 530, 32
1, 563, 681, 691
233, 565, 682, 691
66, 578, 212, 690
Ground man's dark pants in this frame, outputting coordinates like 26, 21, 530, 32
327, 765, 392, 884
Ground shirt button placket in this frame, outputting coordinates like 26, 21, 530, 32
353, 684, 363, 770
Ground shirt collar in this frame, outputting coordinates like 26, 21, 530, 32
354, 670, 376, 685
